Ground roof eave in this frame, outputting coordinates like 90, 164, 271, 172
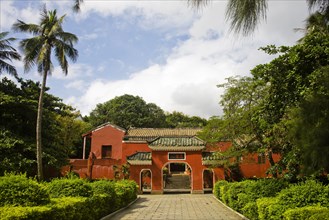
127, 160, 152, 165
149, 146, 205, 151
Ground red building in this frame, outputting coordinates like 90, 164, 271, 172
66, 123, 280, 194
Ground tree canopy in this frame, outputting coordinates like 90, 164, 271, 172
88, 94, 207, 129
0, 77, 91, 177
201, 29, 329, 178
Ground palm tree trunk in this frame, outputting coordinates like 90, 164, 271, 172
36, 69, 48, 181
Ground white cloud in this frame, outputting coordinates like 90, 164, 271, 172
76, 1, 196, 31
68, 1, 310, 119
52, 63, 93, 80
65, 80, 86, 91
0, 1, 40, 30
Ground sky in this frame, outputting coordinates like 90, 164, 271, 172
0, 0, 311, 119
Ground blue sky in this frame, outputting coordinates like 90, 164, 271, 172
1, 0, 310, 118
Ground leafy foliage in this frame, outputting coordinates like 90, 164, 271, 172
47, 178, 93, 198
89, 94, 167, 129
0, 77, 91, 177
0, 31, 21, 76
0, 173, 50, 207
88, 94, 207, 129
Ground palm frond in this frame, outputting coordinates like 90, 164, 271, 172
188, 0, 209, 9
12, 20, 41, 35
73, 0, 84, 13
0, 31, 21, 76
226, 0, 268, 36
0, 60, 18, 76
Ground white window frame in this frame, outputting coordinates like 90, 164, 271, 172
168, 152, 186, 160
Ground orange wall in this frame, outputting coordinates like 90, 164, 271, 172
240, 153, 281, 178
129, 151, 222, 192
121, 142, 151, 163
91, 125, 125, 159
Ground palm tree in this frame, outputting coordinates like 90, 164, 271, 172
0, 32, 21, 76
12, 6, 78, 180
190, 0, 329, 36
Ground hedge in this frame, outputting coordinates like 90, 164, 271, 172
47, 178, 93, 198
0, 173, 50, 207
214, 179, 329, 220
114, 180, 138, 207
283, 206, 329, 220
0, 175, 138, 220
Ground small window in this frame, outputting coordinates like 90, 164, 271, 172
168, 152, 186, 160
102, 145, 112, 158
258, 153, 266, 164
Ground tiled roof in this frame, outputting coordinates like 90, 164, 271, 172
127, 152, 151, 161
127, 152, 152, 165
202, 152, 223, 160
202, 152, 225, 165
150, 137, 205, 147
126, 128, 202, 137
149, 136, 205, 151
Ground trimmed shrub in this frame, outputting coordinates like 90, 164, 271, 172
245, 178, 289, 199
283, 206, 329, 220
277, 180, 329, 209
242, 201, 258, 220
257, 197, 278, 220
213, 180, 228, 199
114, 180, 138, 207
0, 173, 50, 206
220, 183, 231, 204
308, 210, 329, 220
90, 180, 117, 212
0, 206, 51, 220
90, 179, 116, 196
47, 178, 93, 198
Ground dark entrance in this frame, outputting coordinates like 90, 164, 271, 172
163, 163, 191, 193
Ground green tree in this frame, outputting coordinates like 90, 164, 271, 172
12, 7, 78, 180
0, 32, 21, 76
89, 94, 167, 129
0, 77, 88, 177
289, 66, 329, 174
165, 111, 207, 128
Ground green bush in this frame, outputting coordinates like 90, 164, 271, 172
91, 179, 116, 196
0, 173, 50, 206
283, 206, 329, 220
220, 183, 231, 204
47, 178, 93, 198
90, 180, 117, 211
114, 180, 138, 207
257, 197, 278, 220
308, 209, 329, 220
0, 178, 138, 220
0, 206, 51, 220
277, 180, 329, 209
213, 180, 228, 199
245, 178, 289, 199
241, 201, 258, 220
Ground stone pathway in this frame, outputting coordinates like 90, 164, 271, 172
109, 194, 244, 220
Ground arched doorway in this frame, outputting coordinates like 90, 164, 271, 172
140, 169, 152, 193
162, 162, 192, 193
203, 169, 214, 193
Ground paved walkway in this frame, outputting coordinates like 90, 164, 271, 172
109, 194, 244, 220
